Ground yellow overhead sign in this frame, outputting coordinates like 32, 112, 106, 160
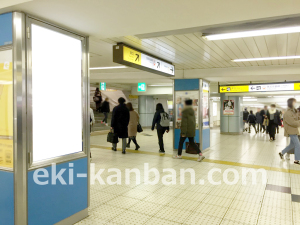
294, 83, 300, 91
219, 85, 249, 93
123, 46, 141, 65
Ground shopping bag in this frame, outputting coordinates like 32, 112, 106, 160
185, 142, 200, 154
137, 123, 143, 133
107, 131, 118, 143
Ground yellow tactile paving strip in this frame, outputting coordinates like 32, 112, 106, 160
90, 144, 300, 175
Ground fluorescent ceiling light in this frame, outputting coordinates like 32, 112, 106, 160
243, 97, 253, 99
203, 26, 300, 40
243, 98, 257, 102
148, 84, 172, 87
90, 66, 127, 70
232, 56, 300, 62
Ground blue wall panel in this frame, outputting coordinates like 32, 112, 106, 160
0, 170, 14, 225
28, 157, 88, 225
174, 79, 199, 91
202, 129, 210, 150
174, 128, 199, 150
0, 13, 12, 46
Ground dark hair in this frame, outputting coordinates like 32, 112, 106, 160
270, 104, 276, 108
118, 97, 126, 104
96, 87, 99, 91
156, 103, 164, 111
126, 102, 134, 111
185, 99, 193, 106
250, 110, 253, 114
287, 98, 296, 109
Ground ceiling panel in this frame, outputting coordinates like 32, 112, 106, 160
287, 33, 300, 64
264, 35, 279, 65
221, 39, 253, 67
276, 34, 288, 65
240, 38, 265, 66
102, 30, 300, 71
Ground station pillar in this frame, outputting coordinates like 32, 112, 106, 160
220, 94, 243, 134
173, 79, 210, 151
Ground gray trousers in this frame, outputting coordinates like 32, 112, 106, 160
113, 138, 127, 151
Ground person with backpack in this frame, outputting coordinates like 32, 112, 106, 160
93, 88, 102, 113
151, 103, 170, 153
101, 97, 110, 126
173, 99, 205, 162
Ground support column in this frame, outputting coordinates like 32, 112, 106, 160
220, 94, 243, 134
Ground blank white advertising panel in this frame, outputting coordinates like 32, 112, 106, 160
31, 24, 82, 162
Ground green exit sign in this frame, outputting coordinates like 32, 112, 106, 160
138, 83, 146, 92
100, 82, 106, 91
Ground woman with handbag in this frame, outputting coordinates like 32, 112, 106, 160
93, 88, 102, 113
126, 102, 140, 150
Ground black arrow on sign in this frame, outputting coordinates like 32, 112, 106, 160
157, 62, 160, 68
135, 54, 139, 62
221, 88, 226, 91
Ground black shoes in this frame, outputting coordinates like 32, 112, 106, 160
159, 150, 165, 154
279, 152, 283, 159
126, 143, 130, 148
135, 145, 140, 150
112, 147, 117, 151
122, 150, 126, 154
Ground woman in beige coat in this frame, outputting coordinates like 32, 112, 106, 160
279, 98, 300, 165
126, 102, 140, 150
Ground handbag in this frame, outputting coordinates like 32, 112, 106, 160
93, 96, 99, 102
137, 123, 143, 133
185, 142, 200, 154
107, 130, 118, 143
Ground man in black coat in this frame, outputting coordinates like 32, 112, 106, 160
256, 109, 263, 132
247, 110, 257, 133
260, 105, 268, 133
111, 97, 130, 154
243, 108, 249, 132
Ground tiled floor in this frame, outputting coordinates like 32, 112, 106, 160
76, 127, 300, 225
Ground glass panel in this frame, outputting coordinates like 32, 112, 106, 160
202, 81, 209, 129
0, 49, 13, 168
175, 91, 199, 129
31, 24, 82, 162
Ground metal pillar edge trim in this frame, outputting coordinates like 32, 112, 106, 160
13, 11, 28, 225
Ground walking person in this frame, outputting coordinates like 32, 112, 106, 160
267, 104, 282, 141
247, 110, 258, 133
173, 99, 205, 162
279, 98, 300, 165
126, 102, 140, 150
151, 103, 170, 153
260, 105, 268, 133
256, 109, 263, 132
93, 88, 102, 113
101, 98, 110, 126
243, 108, 249, 132
111, 97, 130, 154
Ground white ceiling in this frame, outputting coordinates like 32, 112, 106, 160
3, 0, 300, 86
